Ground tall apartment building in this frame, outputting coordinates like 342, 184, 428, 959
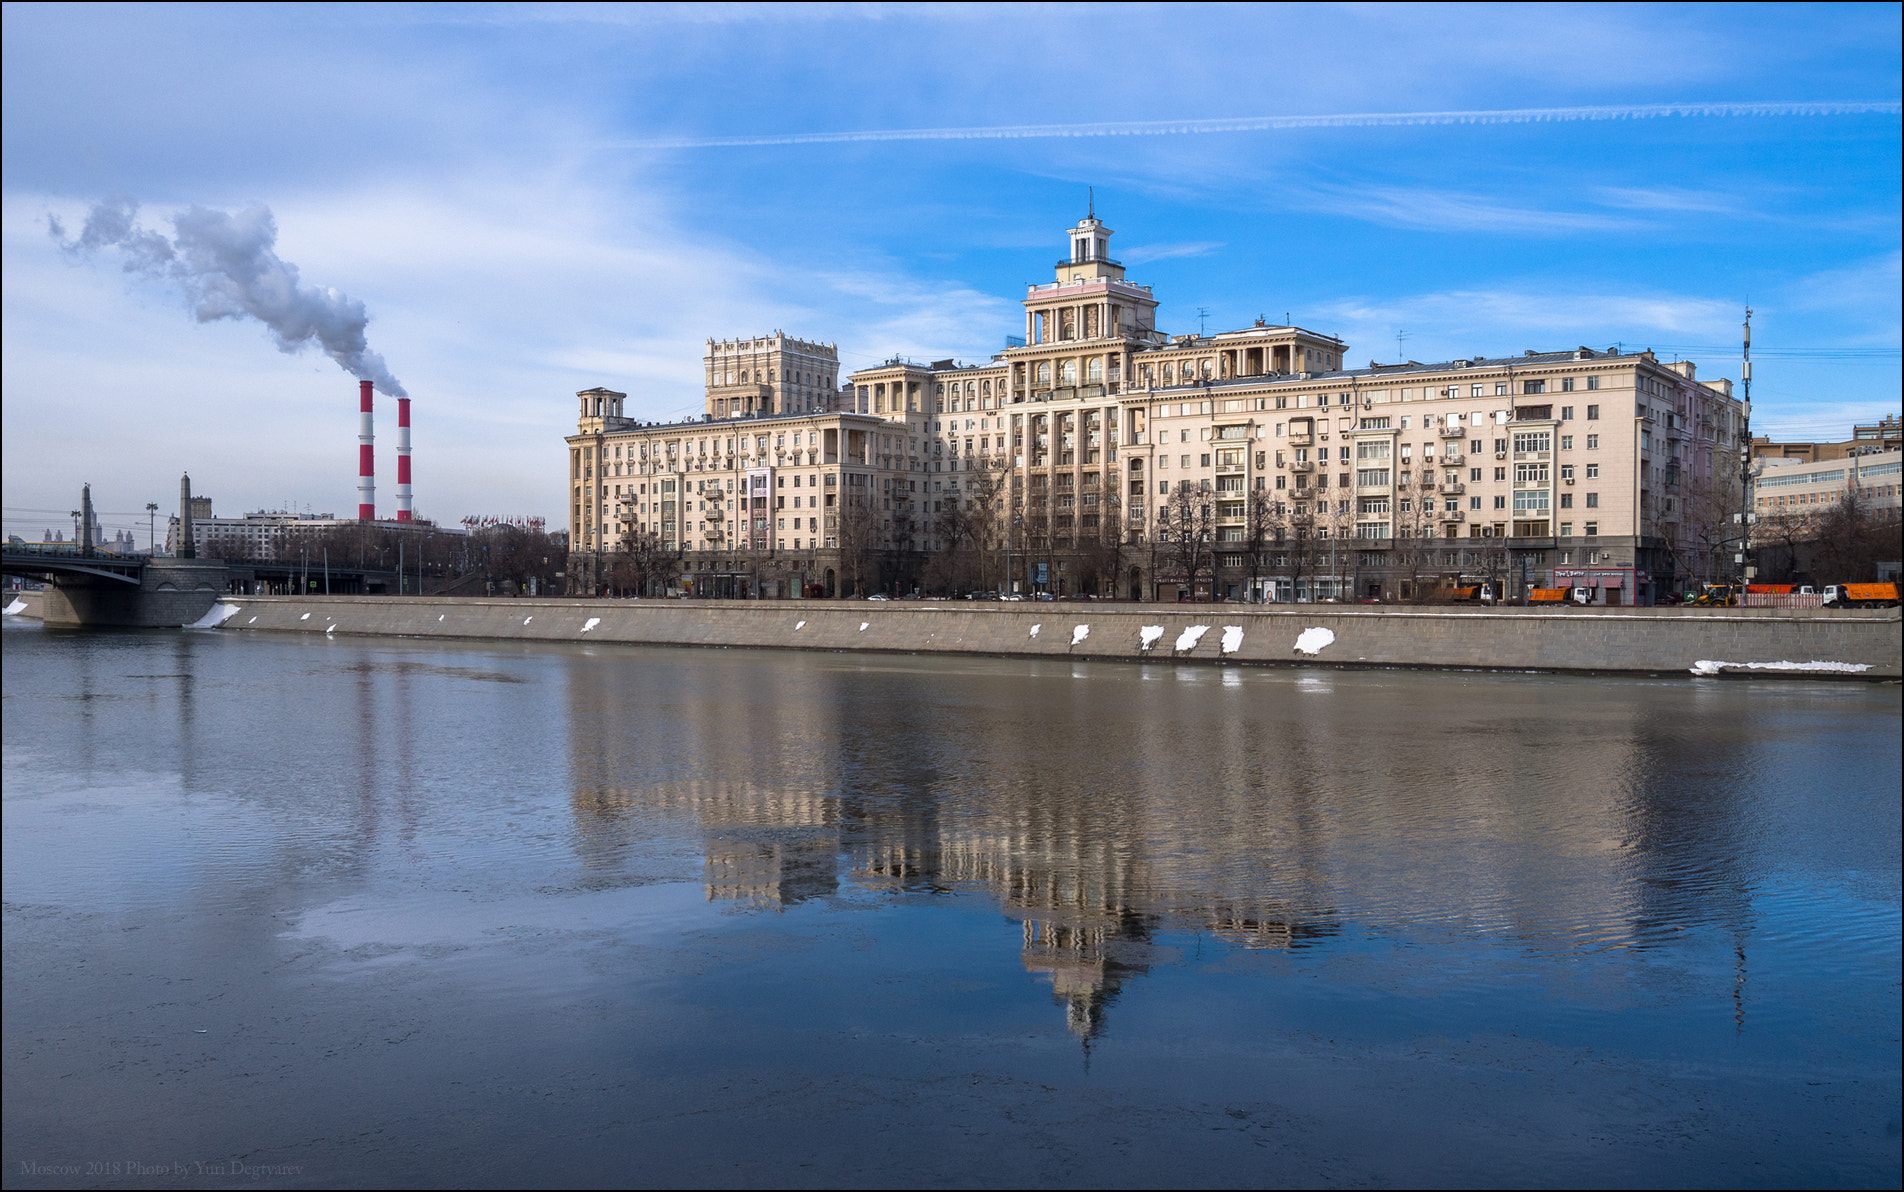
567, 213, 1746, 603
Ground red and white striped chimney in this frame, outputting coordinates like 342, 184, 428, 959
396, 395, 412, 521
357, 380, 376, 521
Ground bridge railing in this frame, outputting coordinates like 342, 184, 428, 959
2, 542, 141, 561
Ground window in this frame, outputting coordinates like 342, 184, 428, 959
1584, 522, 1598, 537
1514, 463, 1549, 484
1469, 496, 1482, 510
1560, 435, 1573, 450
1494, 495, 1506, 509
1586, 377, 1599, 391
1559, 524, 1572, 538
1560, 464, 1574, 480
1585, 492, 1599, 507
1560, 406, 1573, 419
1512, 431, 1552, 453
1560, 493, 1573, 508
1585, 434, 1600, 450
1471, 384, 1485, 397
1586, 463, 1599, 479
1514, 490, 1550, 512
1561, 380, 1575, 393
1495, 383, 1509, 396
1586, 404, 1600, 419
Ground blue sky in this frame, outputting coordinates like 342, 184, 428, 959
4, 3, 1899, 535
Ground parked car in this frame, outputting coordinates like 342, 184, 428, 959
866, 593, 891, 601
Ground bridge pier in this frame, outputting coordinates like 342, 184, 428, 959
39, 559, 229, 628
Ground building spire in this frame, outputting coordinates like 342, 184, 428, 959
1088, 186, 1094, 220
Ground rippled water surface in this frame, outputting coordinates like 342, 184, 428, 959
4, 618, 1899, 1188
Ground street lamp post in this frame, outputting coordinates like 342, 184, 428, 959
145, 502, 158, 554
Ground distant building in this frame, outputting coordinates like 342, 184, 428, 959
566, 212, 1748, 604
166, 499, 463, 559
1751, 413, 1901, 463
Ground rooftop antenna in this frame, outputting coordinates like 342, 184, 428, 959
1396, 328, 1410, 361
1198, 306, 1209, 337
1088, 186, 1094, 219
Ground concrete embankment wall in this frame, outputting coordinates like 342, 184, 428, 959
211, 596, 1904, 679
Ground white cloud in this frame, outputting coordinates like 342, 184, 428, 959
1121, 241, 1224, 265
1301, 185, 1641, 236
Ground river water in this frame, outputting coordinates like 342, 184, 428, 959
3, 616, 1899, 1189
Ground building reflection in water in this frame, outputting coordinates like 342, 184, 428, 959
559, 650, 1788, 1038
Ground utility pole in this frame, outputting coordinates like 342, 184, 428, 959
1739, 307, 1754, 587
145, 502, 158, 553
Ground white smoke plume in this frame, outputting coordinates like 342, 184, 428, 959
50, 197, 406, 397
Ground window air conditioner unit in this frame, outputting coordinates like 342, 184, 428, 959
1566, 478, 1575, 485
1495, 452, 1507, 460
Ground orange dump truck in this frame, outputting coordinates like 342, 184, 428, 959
1528, 588, 1570, 603
1823, 582, 1902, 608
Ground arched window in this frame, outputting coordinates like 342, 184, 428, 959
1036, 362, 1052, 386
1059, 359, 1078, 385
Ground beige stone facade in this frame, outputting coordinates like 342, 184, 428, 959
567, 214, 1748, 603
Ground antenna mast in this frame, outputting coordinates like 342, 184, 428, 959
1737, 306, 1754, 587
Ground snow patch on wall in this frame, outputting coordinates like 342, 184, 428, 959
859, 622, 869, 632
1027, 623, 1041, 638
2, 599, 26, 616
1220, 626, 1244, 654
188, 602, 241, 629
1690, 659, 1872, 676
1175, 625, 1209, 652
580, 617, 601, 634
1294, 627, 1336, 656
1071, 624, 1090, 645
794, 620, 806, 630
1140, 625, 1165, 650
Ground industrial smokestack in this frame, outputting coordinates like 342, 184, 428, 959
358, 380, 375, 522
178, 473, 196, 558
396, 396, 412, 521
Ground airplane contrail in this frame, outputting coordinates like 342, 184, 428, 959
621, 100, 1900, 150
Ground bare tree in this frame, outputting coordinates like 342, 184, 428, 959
1812, 485, 1896, 582
1754, 510, 1811, 583
1241, 486, 1286, 602
1389, 476, 1439, 601
610, 526, 683, 597
1675, 472, 1737, 589
1158, 480, 1214, 600
833, 491, 877, 596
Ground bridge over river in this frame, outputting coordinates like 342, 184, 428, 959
2, 541, 228, 627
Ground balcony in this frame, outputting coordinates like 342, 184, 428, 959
1439, 483, 1466, 496
1355, 483, 1391, 495
1287, 432, 1314, 447
1438, 453, 1465, 467
1439, 426, 1467, 439
1215, 463, 1247, 475
1441, 510, 1466, 523
1289, 460, 1315, 473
